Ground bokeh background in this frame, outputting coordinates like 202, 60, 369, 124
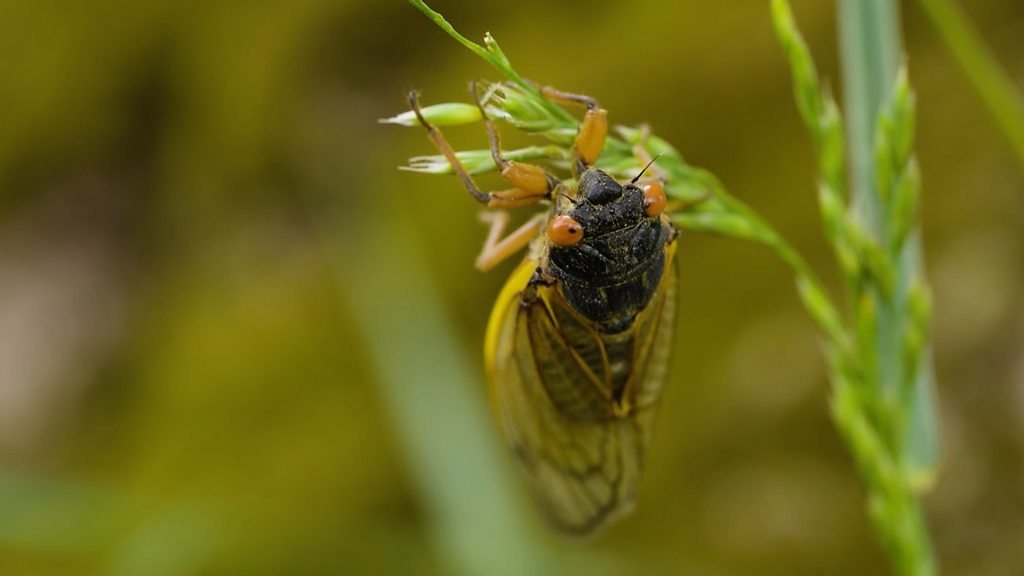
1, 0, 1023, 574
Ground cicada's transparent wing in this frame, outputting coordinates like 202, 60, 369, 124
488, 281, 636, 534
484, 245, 679, 535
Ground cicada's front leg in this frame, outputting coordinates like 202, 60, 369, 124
539, 85, 608, 176
408, 90, 557, 209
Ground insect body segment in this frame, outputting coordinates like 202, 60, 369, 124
410, 83, 678, 535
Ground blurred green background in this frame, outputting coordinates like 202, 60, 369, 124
1, 0, 1022, 574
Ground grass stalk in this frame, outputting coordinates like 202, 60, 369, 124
839, 0, 901, 231
781, 0, 939, 573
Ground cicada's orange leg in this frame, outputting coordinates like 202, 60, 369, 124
408, 90, 556, 209
475, 211, 546, 272
539, 85, 608, 176
468, 81, 560, 208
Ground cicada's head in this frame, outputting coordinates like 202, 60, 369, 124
545, 168, 669, 284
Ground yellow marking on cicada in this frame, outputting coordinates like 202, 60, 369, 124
484, 258, 537, 398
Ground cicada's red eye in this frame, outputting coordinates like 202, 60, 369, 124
547, 215, 584, 246
642, 182, 667, 217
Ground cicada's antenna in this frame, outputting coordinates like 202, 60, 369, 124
630, 154, 663, 184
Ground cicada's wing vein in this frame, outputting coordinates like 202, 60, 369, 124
524, 300, 615, 422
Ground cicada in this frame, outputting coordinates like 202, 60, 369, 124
408, 82, 678, 535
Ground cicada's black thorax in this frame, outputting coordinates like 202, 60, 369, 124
545, 169, 673, 333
